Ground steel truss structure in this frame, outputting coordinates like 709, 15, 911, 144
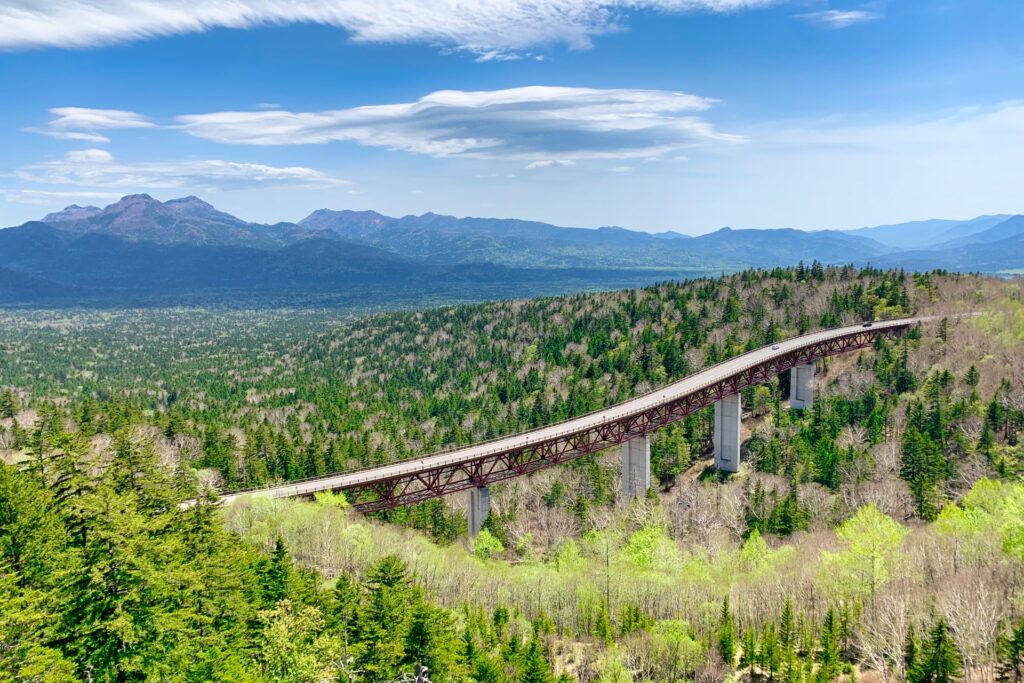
331, 324, 908, 513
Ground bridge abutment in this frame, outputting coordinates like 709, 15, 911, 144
467, 485, 490, 539
790, 363, 815, 410
620, 435, 651, 500
714, 394, 742, 473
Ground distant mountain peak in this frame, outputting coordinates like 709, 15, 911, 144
25, 193, 295, 248
166, 195, 214, 208
117, 193, 158, 204
42, 204, 103, 223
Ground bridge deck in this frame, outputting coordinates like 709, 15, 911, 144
215, 316, 928, 507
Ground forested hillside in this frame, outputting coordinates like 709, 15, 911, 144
2, 266, 1024, 681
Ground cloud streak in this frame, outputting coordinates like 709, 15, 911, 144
796, 9, 882, 29
175, 86, 743, 160
0, 0, 775, 55
16, 151, 349, 191
526, 159, 577, 168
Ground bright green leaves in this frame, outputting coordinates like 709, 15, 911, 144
820, 504, 908, 605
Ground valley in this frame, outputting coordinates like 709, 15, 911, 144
2, 267, 1023, 681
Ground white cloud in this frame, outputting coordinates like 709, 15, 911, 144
16, 150, 349, 190
796, 9, 881, 29
527, 159, 577, 168
26, 107, 155, 144
4, 189, 124, 205
65, 148, 114, 163
176, 86, 741, 160
22, 127, 112, 143
0, 0, 776, 55
47, 107, 155, 130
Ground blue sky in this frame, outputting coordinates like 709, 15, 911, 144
1, 0, 1021, 233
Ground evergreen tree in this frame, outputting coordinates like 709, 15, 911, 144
259, 537, 292, 607
718, 595, 737, 667
816, 607, 842, 682
740, 628, 758, 678
357, 555, 413, 680
997, 617, 1024, 682
404, 599, 461, 682
911, 618, 962, 683
0, 389, 19, 419
519, 639, 555, 683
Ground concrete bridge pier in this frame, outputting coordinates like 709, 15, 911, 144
621, 434, 651, 500
467, 486, 490, 539
714, 394, 741, 473
790, 364, 815, 410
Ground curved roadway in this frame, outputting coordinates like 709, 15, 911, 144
215, 316, 932, 506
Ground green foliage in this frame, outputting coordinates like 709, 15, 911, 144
2, 268, 1021, 683
718, 595, 737, 666
0, 421, 565, 683
0, 389, 19, 419
473, 528, 505, 560
820, 504, 908, 605
907, 618, 963, 683
997, 616, 1024, 682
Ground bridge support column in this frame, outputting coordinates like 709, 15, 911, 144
467, 486, 490, 539
621, 435, 651, 500
790, 364, 815, 410
714, 394, 741, 473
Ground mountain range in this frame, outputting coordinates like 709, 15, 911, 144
1, 193, 1021, 305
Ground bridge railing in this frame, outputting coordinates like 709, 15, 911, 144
214, 317, 923, 500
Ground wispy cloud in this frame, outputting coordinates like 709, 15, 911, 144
16, 150, 349, 191
22, 128, 112, 143
796, 9, 882, 29
25, 107, 155, 144
174, 86, 742, 160
526, 159, 577, 169
4, 189, 125, 205
0, 1, 776, 55
65, 148, 115, 163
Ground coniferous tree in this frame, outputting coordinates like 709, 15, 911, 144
718, 595, 737, 667
910, 618, 962, 683
998, 617, 1024, 682
0, 389, 19, 419
519, 639, 555, 683
816, 607, 842, 682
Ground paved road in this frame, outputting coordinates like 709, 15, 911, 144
215, 316, 930, 505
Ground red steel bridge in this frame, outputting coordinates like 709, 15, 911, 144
215, 317, 929, 516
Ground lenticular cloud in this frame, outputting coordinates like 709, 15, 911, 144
0, 0, 775, 53
174, 86, 744, 160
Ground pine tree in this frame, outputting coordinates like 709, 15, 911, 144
740, 628, 758, 678
997, 617, 1024, 682
0, 389, 19, 419
357, 555, 413, 680
461, 625, 478, 668
260, 537, 292, 607
594, 598, 613, 643
817, 607, 842, 681
718, 595, 737, 667
404, 599, 461, 682
332, 572, 361, 642
779, 598, 799, 682
472, 656, 506, 683
911, 618, 962, 683
519, 639, 555, 683
905, 624, 920, 681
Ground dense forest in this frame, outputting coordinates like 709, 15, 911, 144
2, 265, 1024, 681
